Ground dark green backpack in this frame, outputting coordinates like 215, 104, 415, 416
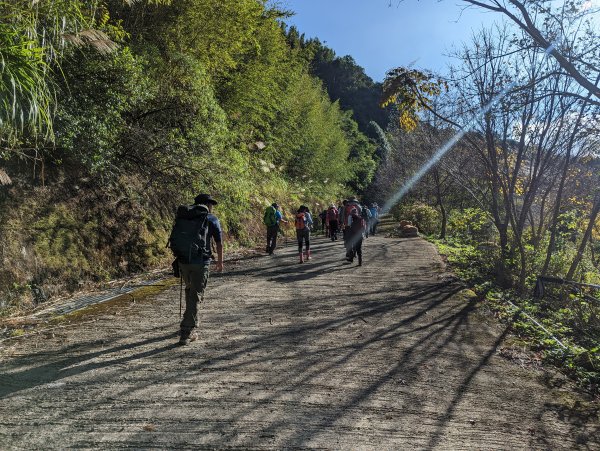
169, 204, 210, 263
263, 205, 277, 227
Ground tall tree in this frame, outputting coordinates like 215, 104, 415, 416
457, 0, 600, 101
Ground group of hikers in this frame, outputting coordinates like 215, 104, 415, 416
262, 197, 381, 265
168, 192, 380, 345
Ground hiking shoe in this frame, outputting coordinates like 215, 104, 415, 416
178, 331, 198, 346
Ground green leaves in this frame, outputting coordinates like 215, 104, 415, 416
0, 20, 52, 139
0, 0, 121, 144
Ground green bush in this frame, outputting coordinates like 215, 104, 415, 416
447, 207, 494, 242
390, 202, 440, 235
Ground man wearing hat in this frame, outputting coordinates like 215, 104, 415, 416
177, 193, 223, 345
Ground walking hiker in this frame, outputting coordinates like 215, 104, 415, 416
361, 204, 372, 238
264, 202, 287, 255
319, 209, 328, 236
295, 206, 311, 263
303, 206, 314, 230
169, 193, 223, 345
369, 203, 380, 236
342, 197, 361, 256
346, 208, 364, 266
327, 204, 339, 241
340, 199, 348, 249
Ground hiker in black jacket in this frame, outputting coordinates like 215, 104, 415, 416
346, 208, 364, 266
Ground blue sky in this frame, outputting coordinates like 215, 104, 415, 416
281, 0, 500, 81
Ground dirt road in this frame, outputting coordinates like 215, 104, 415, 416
1, 230, 598, 449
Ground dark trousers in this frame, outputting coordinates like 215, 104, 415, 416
179, 262, 210, 335
347, 236, 363, 262
329, 220, 339, 241
370, 219, 378, 235
266, 225, 279, 253
296, 228, 310, 253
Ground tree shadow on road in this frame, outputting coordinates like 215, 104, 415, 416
0, 331, 178, 399
4, 234, 594, 448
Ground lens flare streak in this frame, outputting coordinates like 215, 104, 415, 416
381, 43, 556, 215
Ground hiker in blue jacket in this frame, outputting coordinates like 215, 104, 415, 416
369, 203, 380, 236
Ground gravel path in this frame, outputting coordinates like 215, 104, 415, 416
1, 231, 598, 449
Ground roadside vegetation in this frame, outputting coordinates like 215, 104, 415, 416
0, 0, 389, 313
375, 0, 600, 392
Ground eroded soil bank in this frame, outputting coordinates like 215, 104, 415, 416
1, 232, 598, 449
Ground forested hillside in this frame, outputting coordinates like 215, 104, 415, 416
0, 0, 381, 311
284, 26, 391, 138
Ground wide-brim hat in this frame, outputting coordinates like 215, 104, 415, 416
194, 193, 218, 205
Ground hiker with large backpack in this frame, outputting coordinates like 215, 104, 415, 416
344, 197, 362, 226
263, 202, 287, 255
169, 193, 223, 345
346, 208, 365, 266
295, 205, 311, 263
327, 204, 339, 241
341, 197, 360, 254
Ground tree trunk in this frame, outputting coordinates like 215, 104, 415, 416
433, 169, 447, 239
565, 195, 600, 281
541, 94, 592, 275
439, 204, 447, 240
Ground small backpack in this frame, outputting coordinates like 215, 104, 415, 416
327, 207, 338, 221
344, 203, 359, 226
263, 205, 277, 227
169, 205, 210, 264
295, 212, 306, 230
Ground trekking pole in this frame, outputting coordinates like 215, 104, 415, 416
179, 275, 183, 319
